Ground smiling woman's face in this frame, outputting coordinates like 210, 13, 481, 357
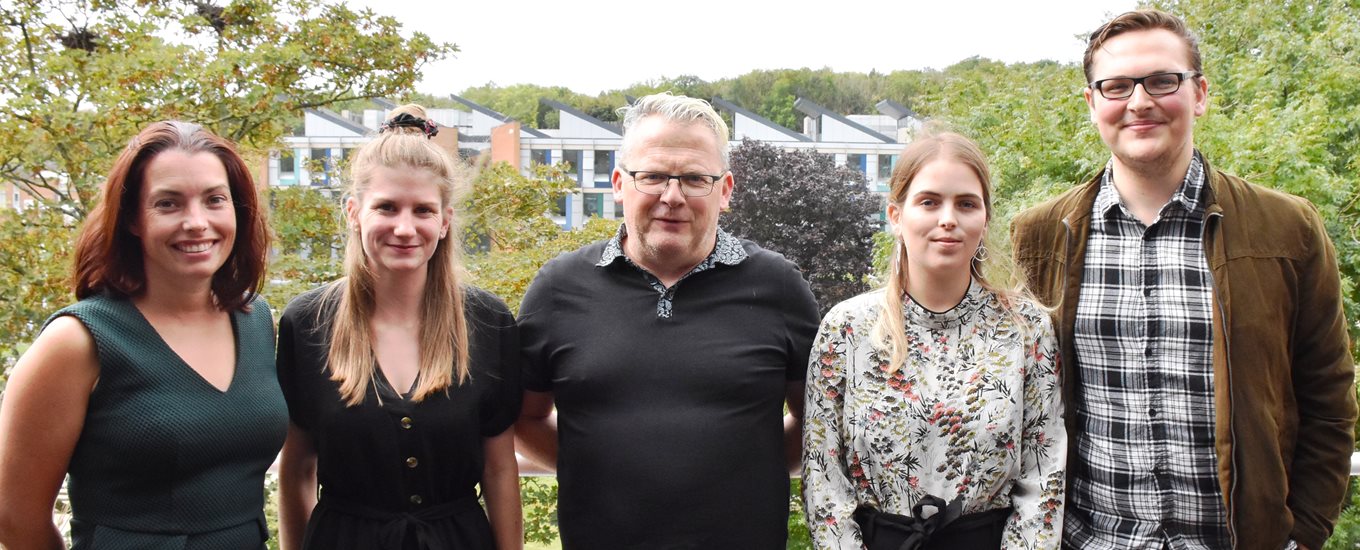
346, 165, 451, 279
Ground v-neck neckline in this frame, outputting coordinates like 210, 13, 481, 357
374, 361, 416, 401
126, 299, 240, 394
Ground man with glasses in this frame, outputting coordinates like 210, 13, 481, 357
516, 93, 819, 549
1011, 9, 1354, 550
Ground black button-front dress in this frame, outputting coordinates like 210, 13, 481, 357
277, 283, 521, 550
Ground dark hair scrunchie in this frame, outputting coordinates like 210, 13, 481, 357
380, 112, 439, 138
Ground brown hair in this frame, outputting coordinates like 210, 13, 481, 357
1083, 9, 1203, 84
72, 120, 269, 311
874, 130, 1036, 373
322, 104, 471, 405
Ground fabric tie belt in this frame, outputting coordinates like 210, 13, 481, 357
854, 495, 1012, 550
317, 493, 481, 550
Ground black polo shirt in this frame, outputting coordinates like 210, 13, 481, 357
520, 228, 819, 550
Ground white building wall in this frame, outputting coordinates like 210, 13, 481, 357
820, 117, 885, 143
847, 115, 898, 137
560, 113, 619, 139
303, 113, 364, 137
733, 113, 807, 142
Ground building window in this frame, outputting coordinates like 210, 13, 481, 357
561, 149, 582, 171
878, 154, 896, 180
531, 149, 551, 166
594, 150, 613, 175
553, 194, 567, 217
846, 154, 867, 176
280, 151, 295, 175
561, 150, 583, 184
583, 193, 604, 219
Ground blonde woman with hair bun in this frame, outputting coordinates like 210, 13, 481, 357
276, 105, 523, 550
802, 130, 1065, 550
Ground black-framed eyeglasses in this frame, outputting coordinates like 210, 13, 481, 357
625, 170, 726, 197
1090, 71, 1202, 100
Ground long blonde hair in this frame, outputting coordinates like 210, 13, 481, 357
322, 104, 470, 405
872, 130, 1036, 373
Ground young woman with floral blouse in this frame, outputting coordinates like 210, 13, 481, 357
802, 131, 1065, 550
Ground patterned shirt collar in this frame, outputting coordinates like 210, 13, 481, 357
596, 223, 747, 269
904, 278, 987, 331
597, 223, 747, 319
1094, 151, 1207, 221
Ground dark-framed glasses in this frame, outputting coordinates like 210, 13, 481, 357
627, 170, 725, 197
1090, 71, 1202, 100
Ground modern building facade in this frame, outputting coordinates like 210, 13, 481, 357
269, 94, 919, 229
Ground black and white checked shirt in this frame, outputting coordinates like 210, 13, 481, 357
1064, 154, 1236, 549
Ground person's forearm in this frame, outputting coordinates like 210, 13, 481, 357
0, 519, 64, 550
278, 425, 318, 550
484, 432, 523, 550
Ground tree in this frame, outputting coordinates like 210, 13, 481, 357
261, 185, 345, 315
1158, 0, 1360, 352
462, 161, 615, 312
0, 0, 454, 367
0, 207, 75, 390
725, 140, 882, 314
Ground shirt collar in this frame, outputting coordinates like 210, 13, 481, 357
1095, 151, 1207, 219
596, 223, 748, 269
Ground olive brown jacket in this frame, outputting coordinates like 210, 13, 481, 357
1010, 156, 1356, 550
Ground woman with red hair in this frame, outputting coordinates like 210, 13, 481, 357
0, 121, 286, 548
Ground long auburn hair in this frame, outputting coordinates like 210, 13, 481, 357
72, 120, 269, 311
873, 130, 1037, 373
322, 104, 470, 405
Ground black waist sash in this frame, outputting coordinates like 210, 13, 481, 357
854, 495, 1013, 550
315, 494, 482, 550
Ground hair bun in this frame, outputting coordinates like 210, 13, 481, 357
380, 112, 438, 138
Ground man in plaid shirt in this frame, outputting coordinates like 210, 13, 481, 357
1011, 9, 1355, 550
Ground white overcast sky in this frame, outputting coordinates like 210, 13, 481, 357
341, 0, 1139, 96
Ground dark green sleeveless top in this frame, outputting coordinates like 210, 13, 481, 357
49, 294, 288, 549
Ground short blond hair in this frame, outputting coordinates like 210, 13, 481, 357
618, 93, 730, 168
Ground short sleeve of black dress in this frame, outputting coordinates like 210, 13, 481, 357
276, 285, 332, 432
464, 286, 521, 437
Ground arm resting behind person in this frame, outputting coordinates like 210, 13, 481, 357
0, 317, 99, 550
784, 381, 806, 475
278, 423, 318, 550
514, 390, 558, 472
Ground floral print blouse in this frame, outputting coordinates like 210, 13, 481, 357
803, 281, 1065, 549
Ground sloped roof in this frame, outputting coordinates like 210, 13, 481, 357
875, 99, 919, 120
447, 93, 549, 138
539, 98, 621, 135
305, 108, 370, 135
793, 98, 895, 143
710, 97, 811, 142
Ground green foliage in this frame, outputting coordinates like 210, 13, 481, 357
0, 0, 454, 375
467, 217, 617, 314
0, 0, 455, 215
463, 162, 576, 252
0, 207, 76, 372
521, 477, 561, 545
460, 161, 616, 313
726, 140, 882, 314
260, 186, 344, 315
1155, 0, 1360, 350
788, 478, 814, 550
